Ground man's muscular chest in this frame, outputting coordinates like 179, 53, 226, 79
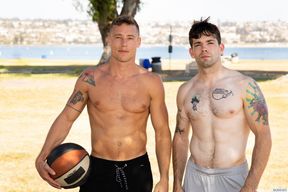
184, 85, 243, 119
88, 78, 150, 113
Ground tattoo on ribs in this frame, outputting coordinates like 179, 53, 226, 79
69, 91, 84, 105
175, 127, 184, 134
81, 72, 96, 86
212, 88, 233, 100
245, 81, 268, 125
191, 96, 200, 111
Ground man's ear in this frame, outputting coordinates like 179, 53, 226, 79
106, 32, 111, 46
189, 47, 195, 58
137, 36, 141, 48
219, 43, 225, 55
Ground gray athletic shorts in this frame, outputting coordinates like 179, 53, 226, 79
183, 159, 248, 192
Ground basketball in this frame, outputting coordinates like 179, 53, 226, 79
46, 143, 90, 189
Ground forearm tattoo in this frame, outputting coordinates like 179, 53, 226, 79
245, 81, 268, 125
212, 88, 233, 100
69, 91, 84, 105
80, 71, 96, 86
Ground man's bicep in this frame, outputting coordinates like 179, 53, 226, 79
66, 89, 88, 113
150, 92, 169, 128
243, 80, 269, 133
174, 83, 191, 137
174, 107, 190, 136
149, 80, 169, 130
66, 72, 91, 113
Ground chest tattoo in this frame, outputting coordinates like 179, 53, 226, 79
191, 96, 200, 111
212, 88, 233, 100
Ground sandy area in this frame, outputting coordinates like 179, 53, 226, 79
0, 61, 287, 191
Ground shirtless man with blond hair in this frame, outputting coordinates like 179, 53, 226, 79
35, 15, 171, 192
172, 17, 271, 192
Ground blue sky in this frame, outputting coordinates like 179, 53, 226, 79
0, 0, 286, 22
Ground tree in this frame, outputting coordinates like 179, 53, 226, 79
75, 0, 141, 64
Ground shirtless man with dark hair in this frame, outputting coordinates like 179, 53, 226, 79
35, 15, 171, 192
172, 17, 271, 192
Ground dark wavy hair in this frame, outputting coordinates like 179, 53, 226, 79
188, 17, 221, 47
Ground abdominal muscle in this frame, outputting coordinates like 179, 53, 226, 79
88, 109, 149, 161
190, 126, 249, 169
90, 127, 147, 161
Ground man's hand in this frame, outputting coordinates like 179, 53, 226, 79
153, 179, 169, 192
173, 184, 184, 192
35, 158, 61, 189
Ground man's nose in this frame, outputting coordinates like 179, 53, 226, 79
201, 44, 208, 52
121, 39, 127, 46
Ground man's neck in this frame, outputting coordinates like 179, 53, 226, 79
197, 63, 226, 84
108, 60, 137, 78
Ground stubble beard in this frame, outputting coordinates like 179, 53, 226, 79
197, 54, 221, 69
112, 54, 133, 63
197, 59, 215, 69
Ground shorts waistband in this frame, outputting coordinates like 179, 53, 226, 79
188, 159, 248, 176
90, 153, 149, 166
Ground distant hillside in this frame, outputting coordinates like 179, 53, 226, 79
0, 18, 288, 45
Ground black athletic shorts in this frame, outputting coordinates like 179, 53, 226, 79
79, 153, 153, 192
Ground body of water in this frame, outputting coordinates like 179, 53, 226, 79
0, 45, 288, 60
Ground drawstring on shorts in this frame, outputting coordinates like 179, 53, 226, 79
115, 164, 128, 191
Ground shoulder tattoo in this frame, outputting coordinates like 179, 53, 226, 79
245, 81, 268, 125
80, 70, 96, 86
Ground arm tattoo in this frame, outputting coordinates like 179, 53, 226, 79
69, 91, 84, 105
212, 88, 233, 100
175, 127, 184, 134
245, 81, 268, 125
175, 109, 187, 134
80, 71, 96, 86
191, 96, 200, 111
66, 104, 82, 113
